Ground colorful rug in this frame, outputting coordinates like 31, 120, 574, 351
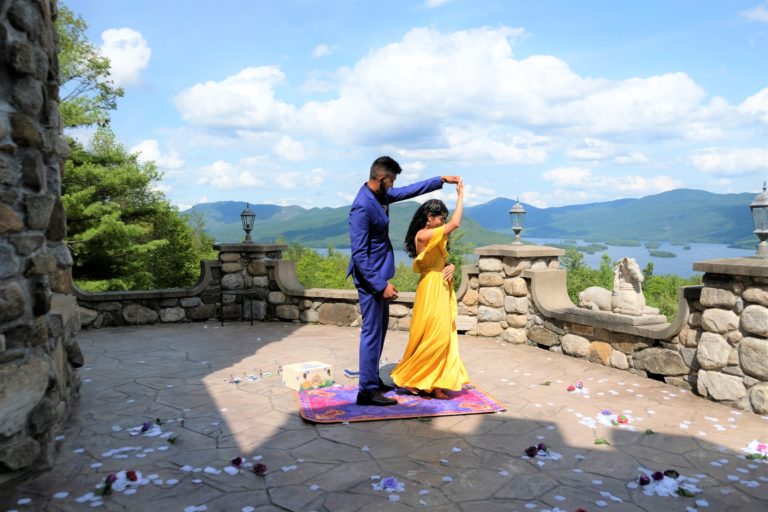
297, 384, 505, 423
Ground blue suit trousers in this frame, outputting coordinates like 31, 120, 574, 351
357, 286, 389, 394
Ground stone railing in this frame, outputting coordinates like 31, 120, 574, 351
466, 244, 767, 415
75, 260, 222, 328
75, 242, 482, 332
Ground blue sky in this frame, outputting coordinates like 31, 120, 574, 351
67, 0, 768, 211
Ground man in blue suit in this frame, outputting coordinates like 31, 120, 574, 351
348, 156, 460, 406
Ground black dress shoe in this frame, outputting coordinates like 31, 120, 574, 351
356, 390, 397, 406
377, 380, 395, 392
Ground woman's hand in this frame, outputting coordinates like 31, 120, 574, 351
456, 180, 464, 197
442, 263, 455, 282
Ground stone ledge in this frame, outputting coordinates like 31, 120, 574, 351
74, 260, 220, 302
268, 259, 417, 305
523, 268, 698, 339
693, 257, 768, 277
475, 244, 565, 258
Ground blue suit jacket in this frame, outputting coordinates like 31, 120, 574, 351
347, 176, 444, 293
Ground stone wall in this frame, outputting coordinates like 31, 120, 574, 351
76, 260, 222, 328
689, 259, 768, 414
1, 0, 82, 480
76, 242, 490, 333
470, 244, 768, 415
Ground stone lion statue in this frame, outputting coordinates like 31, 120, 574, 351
577, 256, 660, 316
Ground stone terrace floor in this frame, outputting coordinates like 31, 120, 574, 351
1, 322, 767, 512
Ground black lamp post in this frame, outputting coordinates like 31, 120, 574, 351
240, 203, 255, 243
509, 198, 526, 245
750, 182, 768, 258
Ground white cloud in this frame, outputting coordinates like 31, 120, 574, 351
543, 167, 592, 186
690, 148, 768, 175
174, 66, 295, 128
307, 168, 327, 187
196, 160, 267, 189
741, 3, 768, 22
151, 183, 172, 194
566, 138, 616, 161
174, 25, 740, 157
519, 191, 548, 208
709, 178, 733, 188
462, 184, 497, 206
336, 191, 356, 204
274, 168, 326, 189
565, 138, 650, 165
274, 136, 306, 161
100, 28, 151, 86
129, 139, 185, 170
614, 152, 650, 165
312, 43, 337, 58
396, 127, 548, 164
274, 172, 300, 189
425, 0, 449, 7
542, 166, 682, 199
738, 87, 768, 123
272, 167, 328, 191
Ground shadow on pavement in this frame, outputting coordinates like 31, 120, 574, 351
0, 321, 766, 511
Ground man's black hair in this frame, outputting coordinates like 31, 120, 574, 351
369, 156, 402, 180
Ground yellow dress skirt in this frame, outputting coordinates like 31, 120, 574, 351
391, 225, 469, 392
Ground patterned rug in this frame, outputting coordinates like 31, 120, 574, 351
297, 384, 505, 423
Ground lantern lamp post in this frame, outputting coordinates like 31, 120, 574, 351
509, 198, 526, 245
750, 182, 768, 258
240, 203, 256, 243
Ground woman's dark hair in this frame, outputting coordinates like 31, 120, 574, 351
404, 199, 449, 258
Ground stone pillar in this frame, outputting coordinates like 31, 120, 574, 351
691, 258, 768, 414
473, 244, 564, 343
1, 0, 82, 478
214, 243, 288, 322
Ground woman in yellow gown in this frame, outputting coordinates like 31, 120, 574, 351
391, 180, 468, 399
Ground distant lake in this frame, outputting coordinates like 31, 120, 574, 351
521, 238, 755, 278
315, 239, 756, 278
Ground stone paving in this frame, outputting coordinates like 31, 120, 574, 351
1, 322, 767, 512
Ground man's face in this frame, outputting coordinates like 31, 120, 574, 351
377, 173, 396, 194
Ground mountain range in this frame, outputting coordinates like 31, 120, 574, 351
184, 189, 758, 250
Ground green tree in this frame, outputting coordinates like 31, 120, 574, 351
57, 4, 215, 291
642, 261, 654, 280
561, 247, 586, 272
597, 253, 614, 289
643, 273, 702, 318
282, 240, 355, 290
63, 129, 206, 291
57, 4, 124, 128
